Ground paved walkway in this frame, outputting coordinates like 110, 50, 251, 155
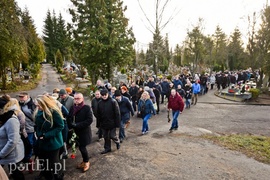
3, 64, 270, 180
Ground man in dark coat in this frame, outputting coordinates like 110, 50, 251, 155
67, 93, 93, 172
91, 90, 102, 140
97, 89, 121, 154
129, 82, 139, 111
160, 78, 170, 104
114, 90, 134, 143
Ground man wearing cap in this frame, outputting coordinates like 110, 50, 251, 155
59, 89, 74, 112
18, 91, 36, 168
114, 90, 134, 143
97, 89, 121, 154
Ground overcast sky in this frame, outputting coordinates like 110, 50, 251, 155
16, 0, 267, 50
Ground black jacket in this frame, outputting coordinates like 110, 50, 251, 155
67, 105, 93, 146
97, 97, 120, 130
91, 97, 102, 128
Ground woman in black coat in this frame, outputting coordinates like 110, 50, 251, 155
67, 93, 93, 172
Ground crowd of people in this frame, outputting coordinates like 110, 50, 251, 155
1, 70, 250, 179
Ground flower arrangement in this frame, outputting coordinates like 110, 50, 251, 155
69, 131, 77, 159
88, 84, 98, 99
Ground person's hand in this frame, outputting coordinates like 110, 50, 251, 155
39, 135, 44, 140
71, 122, 76, 128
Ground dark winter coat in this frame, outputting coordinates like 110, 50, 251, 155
91, 97, 101, 128
160, 81, 170, 95
129, 86, 139, 102
138, 99, 156, 117
67, 105, 93, 146
97, 97, 121, 130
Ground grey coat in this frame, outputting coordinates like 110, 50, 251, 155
0, 115, 24, 165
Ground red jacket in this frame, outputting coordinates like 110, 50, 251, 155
168, 92, 184, 112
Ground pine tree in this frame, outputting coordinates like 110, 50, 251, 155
21, 8, 45, 77
69, 0, 136, 83
0, 0, 27, 89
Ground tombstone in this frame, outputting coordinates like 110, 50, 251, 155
118, 74, 128, 84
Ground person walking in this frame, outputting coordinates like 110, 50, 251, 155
67, 93, 93, 172
34, 95, 64, 180
91, 90, 103, 141
18, 91, 36, 172
114, 90, 134, 143
167, 89, 184, 133
97, 89, 121, 154
0, 95, 25, 180
129, 82, 139, 112
138, 91, 156, 135
59, 89, 74, 112
191, 80, 201, 105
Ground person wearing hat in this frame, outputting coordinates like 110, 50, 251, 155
65, 87, 74, 97
18, 91, 36, 170
97, 89, 121, 154
0, 95, 25, 179
114, 90, 134, 143
59, 89, 74, 112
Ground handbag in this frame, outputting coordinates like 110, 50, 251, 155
153, 103, 157, 111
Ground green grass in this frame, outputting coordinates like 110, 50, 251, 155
202, 134, 270, 164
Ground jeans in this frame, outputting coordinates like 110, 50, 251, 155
119, 113, 130, 140
171, 110, 180, 129
25, 132, 36, 160
142, 114, 151, 133
102, 128, 120, 151
185, 99, 191, 108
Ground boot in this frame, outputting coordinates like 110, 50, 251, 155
77, 162, 85, 169
82, 162, 90, 172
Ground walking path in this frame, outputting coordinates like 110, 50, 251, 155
4, 64, 270, 180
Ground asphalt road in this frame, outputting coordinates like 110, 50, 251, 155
3, 64, 270, 180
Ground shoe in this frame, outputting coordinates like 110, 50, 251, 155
101, 149, 111, 154
169, 128, 173, 133
116, 142, 120, 150
120, 139, 123, 143
82, 162, 90, 172
125, 121, 131, 128
142, 131, 145, 135
97, 138, 103, 142
77, 162, 85, 169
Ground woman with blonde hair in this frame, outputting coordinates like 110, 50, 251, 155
4, 98, 27, 138
137, 91, 156, 135
34, 95, 64, 180
0, 95, 25, 179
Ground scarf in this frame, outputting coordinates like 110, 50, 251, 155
0, 110, 14, 127
73, 101, 85, 116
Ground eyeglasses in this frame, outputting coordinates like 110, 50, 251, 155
101, 94, 107, 97
74, 98, 81, 100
